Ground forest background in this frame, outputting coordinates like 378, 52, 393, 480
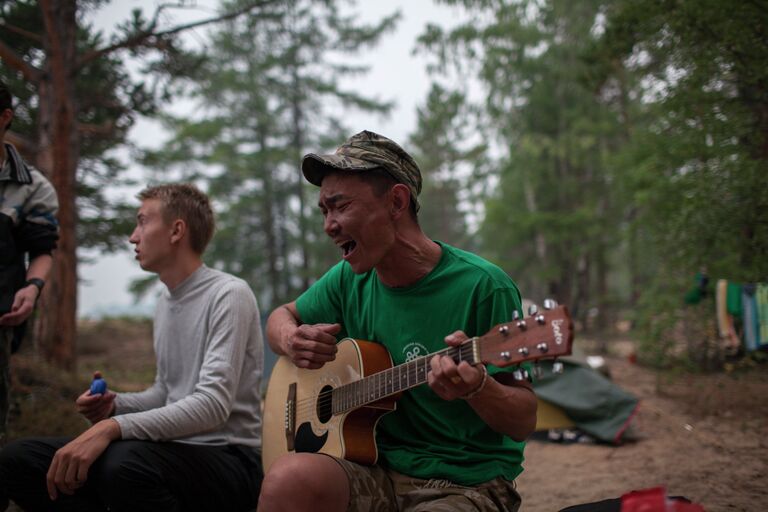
1, 0, 767, 373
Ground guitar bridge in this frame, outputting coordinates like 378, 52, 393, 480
285, 383, 296, 451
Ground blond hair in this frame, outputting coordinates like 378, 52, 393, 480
138, 183, 215, 254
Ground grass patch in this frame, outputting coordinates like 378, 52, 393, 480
8, 317, 156, 442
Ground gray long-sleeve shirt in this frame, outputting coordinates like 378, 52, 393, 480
114, 265, 263, 450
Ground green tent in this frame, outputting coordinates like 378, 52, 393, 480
533, 359, 639, 444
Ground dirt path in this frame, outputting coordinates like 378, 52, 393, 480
8, 323, 767, 511
516, 358, 768, 511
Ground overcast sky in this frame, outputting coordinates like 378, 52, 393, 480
79, 0, 466, 317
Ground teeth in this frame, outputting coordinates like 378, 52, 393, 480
341, 241, 355, 256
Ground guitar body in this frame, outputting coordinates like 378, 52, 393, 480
262, 338, 398, 472
262, 304, 574, 473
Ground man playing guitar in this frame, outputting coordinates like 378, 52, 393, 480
259, 131, 538, 512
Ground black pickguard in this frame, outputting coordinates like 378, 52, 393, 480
294, 422, 328, 453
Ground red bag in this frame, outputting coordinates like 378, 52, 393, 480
621, 487, 705, 512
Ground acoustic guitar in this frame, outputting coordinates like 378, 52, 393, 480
262, 302, 573, 472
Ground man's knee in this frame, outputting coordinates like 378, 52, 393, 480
0, 438, 56, 477
259, 454, 349, 511
260, 454, 310, 496
0, 439, 26, 495
0, 438, 66, 509
0, 438, 29, 469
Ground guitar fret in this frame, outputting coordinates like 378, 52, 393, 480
334, 338, 488, 414
355, 379, 361, 408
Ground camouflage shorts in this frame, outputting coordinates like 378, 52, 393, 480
329, 456, 522, 512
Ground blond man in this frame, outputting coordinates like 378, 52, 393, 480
0, 184, 264, 511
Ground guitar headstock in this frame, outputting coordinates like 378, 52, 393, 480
478, 301, 573, 368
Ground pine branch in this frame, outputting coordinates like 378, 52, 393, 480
78, 120, 117, 136
76, 0, 280, 70
0, 22, 44, 44
0, 39, 43, 83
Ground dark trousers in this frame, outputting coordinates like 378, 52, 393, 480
0, 437, 262, 512
0, 328, 11, 446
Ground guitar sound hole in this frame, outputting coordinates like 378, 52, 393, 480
316, 385, 333, 423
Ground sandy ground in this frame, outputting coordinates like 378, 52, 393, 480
516, 357, 768, 512
7, 322, 768, 512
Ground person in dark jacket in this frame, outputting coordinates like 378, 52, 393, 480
0, 81, 59, 447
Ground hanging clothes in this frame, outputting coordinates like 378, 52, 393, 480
716, 279, 741, 352
716, 279, 729, 338
756, 283, 768, 347
742, 284, 760, 352
726, 281, 743, 317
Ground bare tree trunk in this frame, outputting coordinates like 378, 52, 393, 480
290, 68, 310, 291
258, 129, 281, 308
35, 0, 79, 370
0, 0, 281, 370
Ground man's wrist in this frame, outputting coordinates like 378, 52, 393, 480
99, 418, 122, 440
24, 278, 45, 296
461, 365, 489, 400
280, 323, 297, 353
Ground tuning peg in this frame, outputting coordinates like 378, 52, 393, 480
536, 342, 549, 353
517, 346, 529, 357
535, 314, 545, 325
516, 319, 527, 331
498, 325, 510, 336
501, 351, 511, 361
552, 360, 564, 374
528, 304, 538, 316
532, 363, 543, 379
512, 310, 520, 321
543, 298, 558, 310
512, 367, 530, 381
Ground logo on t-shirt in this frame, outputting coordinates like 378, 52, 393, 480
403, 342, 429, 363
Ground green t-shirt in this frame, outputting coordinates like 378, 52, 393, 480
295, 242, 526, 485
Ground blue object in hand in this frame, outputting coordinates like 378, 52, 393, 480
90, 371, 107, 395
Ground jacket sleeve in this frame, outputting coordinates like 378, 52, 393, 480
17, 170, 59, 259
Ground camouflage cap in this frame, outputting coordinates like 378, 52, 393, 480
302, 130, 422, 212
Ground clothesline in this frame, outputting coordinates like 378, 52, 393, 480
715, 279, 768, 353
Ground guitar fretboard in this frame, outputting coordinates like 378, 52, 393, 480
330, 339, 480, 415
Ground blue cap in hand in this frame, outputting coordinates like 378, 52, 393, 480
90, 371, 108, 395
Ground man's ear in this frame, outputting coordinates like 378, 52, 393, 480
170, 219, 186, 245
389, 183, 411, 219
0, 109, 12, 132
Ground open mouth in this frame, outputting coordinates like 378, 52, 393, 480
340, 240, 357, 258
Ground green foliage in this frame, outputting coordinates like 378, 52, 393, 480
421, 0, 624, 330
409, 83, 487, 248
0, 0, 204, 252
144, 0, 399, 310
417, 0, 767, 367
593, 0, 768, 365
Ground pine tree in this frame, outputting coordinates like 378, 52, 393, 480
146, 0, 398, 309
0, 0, 280, 367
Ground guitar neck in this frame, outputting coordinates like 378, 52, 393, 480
331, 340, 480, 415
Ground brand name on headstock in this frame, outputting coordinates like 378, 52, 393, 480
552, 319, 564, 345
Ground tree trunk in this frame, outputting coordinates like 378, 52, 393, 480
258, 129, 281, 308
34, 0, 79, 370
290, 68, 310, 291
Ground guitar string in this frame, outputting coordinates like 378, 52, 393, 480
286, 314, 565, 423
290, 344, 478, 418
291, 344, 476, 418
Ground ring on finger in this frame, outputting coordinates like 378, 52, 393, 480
450, 376, 462, 385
